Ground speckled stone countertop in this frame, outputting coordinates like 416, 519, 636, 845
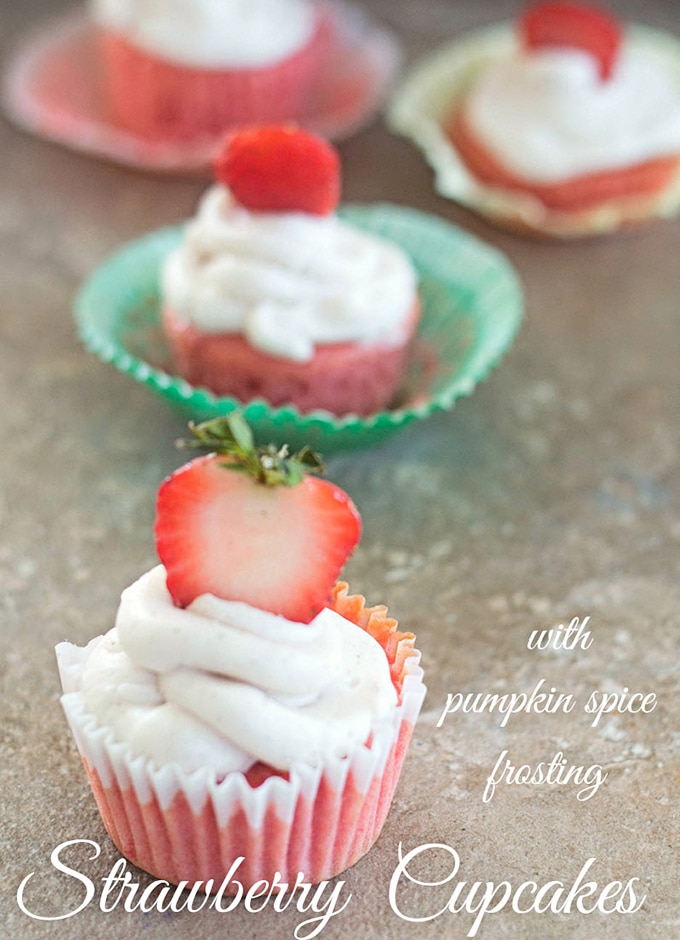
1, 1, 679, 938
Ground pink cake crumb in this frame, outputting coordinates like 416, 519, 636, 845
162, 300, 421, 416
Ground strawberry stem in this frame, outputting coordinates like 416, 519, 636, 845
178, 414, 324, 487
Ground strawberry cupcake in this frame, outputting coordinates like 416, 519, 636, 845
56, 416, 425, 888
390, 1, 680, 237
90, 0, 328, 140
161, 125, 420, 415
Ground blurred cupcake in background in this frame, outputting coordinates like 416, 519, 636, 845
91, 0, 330, 140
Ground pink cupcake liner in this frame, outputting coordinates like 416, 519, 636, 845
95, 9, 331, 142
161, 300, 422, 417
56, 583, 426, 888
3, 3, 401, 172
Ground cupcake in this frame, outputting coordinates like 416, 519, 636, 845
390, 1, 680, 237
161, 125, 421, 415
56, 415, 426, 889
90, 0, 329, 140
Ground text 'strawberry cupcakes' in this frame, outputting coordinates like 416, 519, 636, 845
161, 125, 420, 415
90, 0, 328, 140
56, 415, 426, 889
390, 1, 680, 237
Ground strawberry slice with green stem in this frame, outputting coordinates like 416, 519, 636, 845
214, 124, 341, 216
155, 415, 361, 623
519, 1, 622, 81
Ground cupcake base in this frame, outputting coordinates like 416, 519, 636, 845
95, 10, 330, 142
162, 300, 421, 417
56, 583, 426, 890
388, 22, 680, 238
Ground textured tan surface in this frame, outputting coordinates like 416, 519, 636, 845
1, 1, 679, 938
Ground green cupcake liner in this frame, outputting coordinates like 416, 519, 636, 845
74, 204, 523, 453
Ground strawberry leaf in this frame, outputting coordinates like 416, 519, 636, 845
178, 415, 325, 488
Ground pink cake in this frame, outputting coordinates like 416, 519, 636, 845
90, 0, 329, 140
443, 1, 680, 236
161, 125, 420, 415
162, 301, 420, 415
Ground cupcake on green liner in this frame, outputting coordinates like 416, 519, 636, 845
159, 125, 422, 418
75, 204, 523, 452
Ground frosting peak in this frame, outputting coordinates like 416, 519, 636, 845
79, 566, 398, 775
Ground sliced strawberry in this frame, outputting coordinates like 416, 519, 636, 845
155, 417, 361, 622
214, 124, 341, 215
519, 1, 622, 81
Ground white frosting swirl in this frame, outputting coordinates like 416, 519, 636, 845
161, 186, 418, 362
78, 566, 397, 776
465, 45, 680, 182
90, 0, 316, 68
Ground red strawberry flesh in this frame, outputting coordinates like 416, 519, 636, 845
519, 1, 622, 81
214, 124, 341, 215
155, 453, 361, 623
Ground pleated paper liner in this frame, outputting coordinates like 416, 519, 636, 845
3, 0, 401, 173
74, 203, 523, 453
